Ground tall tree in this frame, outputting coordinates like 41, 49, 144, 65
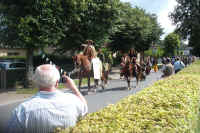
0, 0, 120, 87
170, 0, 200, 56
56, 0, 121, 52
109, 3, 163, 52
163, 33, 180, 56
0, 0, 67, 87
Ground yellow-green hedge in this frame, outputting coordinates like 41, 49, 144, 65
56, 61, 200, 133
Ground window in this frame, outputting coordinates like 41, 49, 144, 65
7, 52, 20, 56
9, 63, 26, 69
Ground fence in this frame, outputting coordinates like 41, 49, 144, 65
0, 69, 26, 89
0, 70, 6, 89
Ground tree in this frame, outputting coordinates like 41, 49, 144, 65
163, 33, 180, 56
0, 0, 120, 87
170, 0, 200, 56
56, 0, 121, 52
0, 0, 68, 87
109, 3, 163, 53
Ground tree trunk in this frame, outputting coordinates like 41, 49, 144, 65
141, 51, 145, 62
24, 48, 34, 88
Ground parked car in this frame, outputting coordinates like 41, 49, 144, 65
0, 61, 26, 70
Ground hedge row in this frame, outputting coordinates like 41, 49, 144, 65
56, 61, 200, 133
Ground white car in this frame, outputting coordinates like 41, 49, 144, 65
0, 61, 26, 70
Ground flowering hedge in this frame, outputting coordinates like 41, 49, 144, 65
56, 61, 200, 133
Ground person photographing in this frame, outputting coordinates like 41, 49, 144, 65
7, 64, 88, 133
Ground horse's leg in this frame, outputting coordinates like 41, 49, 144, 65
136, 73, 140, 87
79, 77, 82, 90
126, 76, 131, 90
101, 71, 106, 90
88, 76, 91, 92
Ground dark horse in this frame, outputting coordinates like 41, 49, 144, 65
120, 54, 143, 89
72, 53, 108, 92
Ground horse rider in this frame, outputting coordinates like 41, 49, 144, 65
128, 48, 137, 62
83, 40, 97, 61
83, 40, 104, 89
120, 53, 128, 79
97, 48, 105, 64
128, 48, 142, 76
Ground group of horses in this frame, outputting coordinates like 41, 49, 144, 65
120, 54, 151, 90
72, 46, 151, 93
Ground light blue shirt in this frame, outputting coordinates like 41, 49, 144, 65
174, 60, 185, 71
7, 90, 88, 133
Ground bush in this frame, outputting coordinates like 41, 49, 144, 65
56, 60, 200, 133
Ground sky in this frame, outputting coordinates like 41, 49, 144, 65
120, 0, 177, 39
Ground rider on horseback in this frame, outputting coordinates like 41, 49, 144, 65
83, 40, 97, 61
82, 40, 105, 90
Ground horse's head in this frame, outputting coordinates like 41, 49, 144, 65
124, 55, 131, 65
83, 45, 97, 60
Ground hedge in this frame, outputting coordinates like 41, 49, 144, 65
55, 61, 200, 133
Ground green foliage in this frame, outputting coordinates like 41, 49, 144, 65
16, 88, 39, 94
56, 0, 121, 52
144, 47, 164, 58
170, 0, 200, 56
163, 33, 180, 56
109, 3, 163, 52
0, 56, 26, 61
101, 47, 113, 64
0, 0, 65, 49
56, 61, 200, 133
0, 0, 121, 87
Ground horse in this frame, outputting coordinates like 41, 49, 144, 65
72, 53, 108, 92
120, 55, 143, 89
145, 62, 151, 75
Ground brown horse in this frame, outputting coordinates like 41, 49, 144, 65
72, 53, 108, 92
120, 55, 142, 89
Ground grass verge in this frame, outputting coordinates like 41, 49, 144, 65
16, 78, 94, 94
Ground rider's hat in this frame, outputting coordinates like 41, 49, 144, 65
86, 40, 94, 44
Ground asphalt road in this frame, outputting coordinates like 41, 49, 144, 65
0, 70, 162, 133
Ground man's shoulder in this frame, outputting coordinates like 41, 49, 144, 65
14, 92, 79, 112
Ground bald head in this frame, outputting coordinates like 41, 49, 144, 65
33, 64, 60, 89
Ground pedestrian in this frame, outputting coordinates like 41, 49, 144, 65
153, 57, 158, 72
162, 58, 174, 77
174, 57, 185, 73
7, 64, 88, 133
97, 48, 105, 64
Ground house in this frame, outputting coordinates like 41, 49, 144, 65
180, 46, 193, 56
0, 48, 26, 57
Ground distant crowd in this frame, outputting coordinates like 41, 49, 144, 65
161, 56, 197, 78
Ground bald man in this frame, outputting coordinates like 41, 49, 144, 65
7, 64, 88, 133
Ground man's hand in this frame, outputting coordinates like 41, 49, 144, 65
62, 75, 87, 105
62, 75, 77, 91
